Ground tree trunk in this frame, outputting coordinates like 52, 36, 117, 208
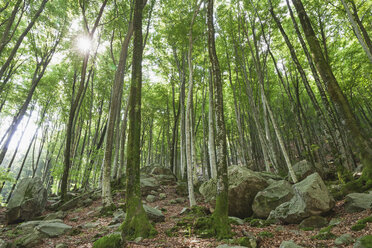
207, 0, 231, 238
121, 0, 154, 241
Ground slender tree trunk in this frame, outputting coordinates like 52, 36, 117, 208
121, 0, 154, 241
207, 0, 230, 238
208, 70, 217, 178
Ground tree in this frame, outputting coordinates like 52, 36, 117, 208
207, 0, 231, 239
120, 0, 155, 241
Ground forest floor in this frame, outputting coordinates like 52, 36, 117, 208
0, 182, 371, 248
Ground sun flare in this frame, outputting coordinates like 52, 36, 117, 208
77, 36, 92, 54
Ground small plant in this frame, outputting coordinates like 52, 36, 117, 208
258, 231, 274, 238
300, 227, 315, 231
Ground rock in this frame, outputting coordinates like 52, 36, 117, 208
134, 237, 143, 243
6, 177, 47, 224
228, 216, 244, 225
180, 208, 190, 215
299, 216, 328, 229
344, 193, 372, 213
252, 180, 294, 218
334, 234, 354, 246
35, 222, 72, 237
269, 173, 334, 223
290, 160, 314, 182
176, 182, 188, 196
154, 174, 177, 185
43, 211, 66, 220
14, 230, 46, 248
146, 195, 156, 203
268, 194, 308, 224
329, 218, 342, 226
55, 244, 69, 248
82, 222, 99, 229
59, 191, 93, 211
200, 165, 268, 218
16, 219, 64, 232
175, 198, 185, 203
150, 166, 174, 176
150, 190, 158, 195
47, 200, 61, 211
0, 239, 9, 248
257, 171, 283, 181
83, 198, 93, 207
159, 193, 166, 199
353, 235, 372, 248
143, 204, 165, 222
112, 209, 126, 223
141, 177, 160, 195
279, 240, 304, 248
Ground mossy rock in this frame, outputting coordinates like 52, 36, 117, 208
93, 233, 122, 248
311, 226, 336, 240
299, 216, 328, 229
354, 235, 372, 248
232, 236, 257, 247
99, 204, 117, 217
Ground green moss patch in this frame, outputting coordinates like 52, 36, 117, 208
311, 225, 336, 240
258, 231, 274, 238
93, 233, 122, 248
358, 235, 372, 248
351, 215, 372, 231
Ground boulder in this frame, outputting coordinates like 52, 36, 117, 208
353, 235, 372, 248
299, 216, 328, 229
35, 222, 72, 237
279, 240, 303, 248
334, 234, 354, 246
146, 195, 156, 203
143, 204, 165, 222
14, 230, 46, 248
150, 166, 174, 176
6, 177, 47, 224
16, 219, 63, 232
252, 180, 294, 218
290, 160, 314, 182
154, 174, 177, 185
140, 177, 160, 195
43, 211, 66, 220
59, 191, 92, 211
200, 165, 268, 218
344, 193, 372, 213
269, 173, 334, 223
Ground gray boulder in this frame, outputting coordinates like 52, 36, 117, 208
140, 177, 160, 195
335, 233, 354, 246
14, 230, 46, 248
146, 195, 156, 203
143, 204, 165, 222
269, 173, 334, 223
35, 222, 72, 237
279, 240, 303, 248
6, 177, 47, 224
290, 160, 314, 182
344, 193, 372, 213
252, 180, 294, 218
200, 165, 268, 218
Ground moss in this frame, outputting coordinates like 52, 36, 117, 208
312, 225, 336, 240
249, 218, 273, 227
351, 223, 366, 231
357, 215, 372, 225
233, 237, 256, 247
359, 235, 372, 248
190, 205, 210, 217
258, 231, 274, 238
93, 233, 122, 248
311, 232, 337, 240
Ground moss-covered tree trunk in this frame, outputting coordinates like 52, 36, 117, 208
207, 0, 230, 239
121, 0, 155, 241
291, 0, 372, 184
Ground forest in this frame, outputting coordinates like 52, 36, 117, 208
0, 0, 371, 247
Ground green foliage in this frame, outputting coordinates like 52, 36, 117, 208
258, 231, 274, 238
93, 233, 122, 248
249, 218, 275, 227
